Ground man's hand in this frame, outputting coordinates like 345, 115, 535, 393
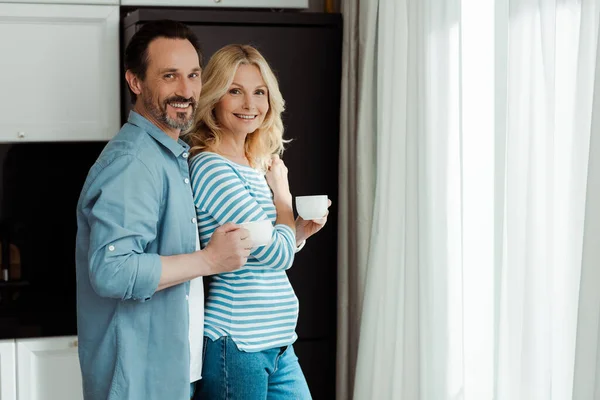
295, 199, 332, 245
202, 223, 252, 275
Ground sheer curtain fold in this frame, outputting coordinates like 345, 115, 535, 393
340, 0, 463, 398
496, 1, 599, 398
353, 2, 420, 399
338, 0, 600, 398
573, 6, 600, 398
337, 0, 380, 398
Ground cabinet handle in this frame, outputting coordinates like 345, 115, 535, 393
70, 339, 79, 348
17, 132, 25, 139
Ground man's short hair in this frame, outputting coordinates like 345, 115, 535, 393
124, 19, 202, 103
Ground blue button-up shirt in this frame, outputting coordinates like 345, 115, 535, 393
76, 112, 197, 400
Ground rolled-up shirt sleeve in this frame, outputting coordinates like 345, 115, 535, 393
84, 154, 162, 301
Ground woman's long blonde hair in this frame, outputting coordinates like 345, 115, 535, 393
184, 44, 287, 171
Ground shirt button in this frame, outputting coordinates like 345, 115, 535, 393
182, 152, 189, 159
192, 217, 197, 224
184, 178, 190, 184
186, 295, 189, 301
108, 245, 115, 251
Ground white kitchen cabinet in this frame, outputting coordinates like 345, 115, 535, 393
120, 0, 308, 8
16, 336, 82, 400
0, 4, 120, 142
0, 0, 117, 5
0, 340, 16, 400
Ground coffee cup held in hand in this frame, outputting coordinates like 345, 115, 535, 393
238, 220, 274, 248
295, 195, 328, 220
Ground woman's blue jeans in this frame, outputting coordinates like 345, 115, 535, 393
193, 336, 312, 400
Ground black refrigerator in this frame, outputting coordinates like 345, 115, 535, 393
122, 9, 342, 400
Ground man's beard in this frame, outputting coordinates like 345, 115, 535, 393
144, 93, 197, 132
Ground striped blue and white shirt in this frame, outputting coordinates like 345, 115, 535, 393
189, 151, 299, 352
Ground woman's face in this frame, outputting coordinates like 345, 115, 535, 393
215, 64, 270, 137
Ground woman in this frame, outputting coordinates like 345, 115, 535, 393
185, 44, 329, 399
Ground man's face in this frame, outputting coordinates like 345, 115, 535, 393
137, 38, 202, 134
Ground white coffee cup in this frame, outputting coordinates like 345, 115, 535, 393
295, 195, 328, 220
238, 220, 273, 248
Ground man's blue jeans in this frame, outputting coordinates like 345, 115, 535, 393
193, 336, 312, 399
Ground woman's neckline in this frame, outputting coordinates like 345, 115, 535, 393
203, 151, 254, 170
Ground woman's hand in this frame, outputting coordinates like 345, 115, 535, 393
295, 199, 332, 245
265, 155, 292, 204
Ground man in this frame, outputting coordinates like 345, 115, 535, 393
75, 20, 251, 400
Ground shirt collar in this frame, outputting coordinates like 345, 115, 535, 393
127, 111, 190, 157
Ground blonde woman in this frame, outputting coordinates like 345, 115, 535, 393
185, 44, 330, 399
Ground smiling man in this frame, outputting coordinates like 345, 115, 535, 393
127, 25, 200, 134
75, 20, 252, 400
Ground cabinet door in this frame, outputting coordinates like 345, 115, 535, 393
0, 0, 117, 5
0, 4, 120, 142
120, 0, 307, 8
16, 336, 82, 400
0, 340, 16, 400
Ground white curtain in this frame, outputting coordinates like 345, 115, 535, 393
339, 0, 465, 398
337, 0, 600, 398
573, 5, 600, 398
337, 0, 378, 398
496, 1, 600, 399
